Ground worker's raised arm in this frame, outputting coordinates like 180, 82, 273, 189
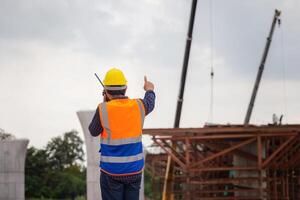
142, 75, 155, 115
143, 76, 154, 91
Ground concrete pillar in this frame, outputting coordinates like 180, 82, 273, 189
233, 144, 266, 199
77, 110, 145, 200
77, 111, 101, 200
0, 139, 29, 200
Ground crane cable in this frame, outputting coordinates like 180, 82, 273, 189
209, 0, 215, 123
279, 17, 288, 123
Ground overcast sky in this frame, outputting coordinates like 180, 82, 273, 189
0, 0, 299, 148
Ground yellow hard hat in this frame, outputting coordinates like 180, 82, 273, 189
103, 68, 127, 86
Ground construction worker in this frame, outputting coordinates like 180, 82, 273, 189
88, 68, 155, 200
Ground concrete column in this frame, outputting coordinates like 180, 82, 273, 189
77, 111, 101, 200
233, 143, 266, 199
77, 110, 145, 200
0, 139, 29, 200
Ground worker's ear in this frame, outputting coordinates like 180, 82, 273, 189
104, 91, 112, 102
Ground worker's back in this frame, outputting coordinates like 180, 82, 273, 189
99, 98, 145, 175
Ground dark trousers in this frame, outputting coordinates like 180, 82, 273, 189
100, 172, 142, 200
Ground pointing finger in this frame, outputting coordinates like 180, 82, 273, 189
144, 76, 148, 83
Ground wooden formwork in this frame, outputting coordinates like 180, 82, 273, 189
144, 125, 300, 200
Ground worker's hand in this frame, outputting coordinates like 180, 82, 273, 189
143, 76, 154, 91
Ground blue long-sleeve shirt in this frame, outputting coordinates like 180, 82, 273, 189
88, 90, 155, 137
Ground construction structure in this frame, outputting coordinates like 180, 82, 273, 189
0, 139, 29, 200
144, 125, 300, 199
142, 0, 291, 198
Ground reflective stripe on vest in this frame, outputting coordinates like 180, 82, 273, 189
100, 102, 111, 142
101, 152, 144, 163
101, 136, 142, 145
136, 99, 145, 128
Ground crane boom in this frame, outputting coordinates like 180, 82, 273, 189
162, 1, 198, 200
244, 9, 281, 125
174, 0, 198, 128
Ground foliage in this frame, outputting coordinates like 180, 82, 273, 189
144, 169, 163, 200
25, 147, 49, 197
46, 130, 84, 170
144, 169, 153, 199
25, 130, 86, 200
52, 166, 86, 199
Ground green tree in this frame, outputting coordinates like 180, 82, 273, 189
25, 147, 51, 197
53, 165, 86, 200
25, 130, 86, 199
144, 169, 153, 199
46, 130, 84, 170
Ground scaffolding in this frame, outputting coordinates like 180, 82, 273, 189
144, 124, 300, 200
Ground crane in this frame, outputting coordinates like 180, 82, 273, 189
163, 0, 198, 199
244, 9, 281, 124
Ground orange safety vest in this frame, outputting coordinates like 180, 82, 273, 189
99, 98, 145, 175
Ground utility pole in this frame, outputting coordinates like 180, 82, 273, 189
244, 9, 281, 125
162, 0, 198, 199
